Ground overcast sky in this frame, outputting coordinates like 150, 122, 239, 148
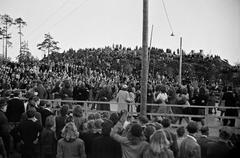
1, 0, 240, 65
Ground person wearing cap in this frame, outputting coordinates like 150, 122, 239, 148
0, 98, 10, 158
91, 119, 122, 158
206, 126, 233, 158
179, 121, 201, 158
6, 89, 25, 123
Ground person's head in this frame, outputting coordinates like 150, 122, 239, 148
186, 121, 199, 134
94, 119, 103, 130
94, 113, 101, 120
200, 126, 209, 136
60, 105, 69, 117
102, 119, 113, 136
61, 122, 79, 142
109, 112, 119, 125
144, 125, 156, 142
88, 113, 95, 120
150, 130, 170, 154
45, 115, 55, 129
87, 120, 95, 132
177, 126, 185, 137
73, 105, 83, 117
219, 126, 232, 140
0, 98, 7, 112
161, 118, 171, 128
26, 109, 35, 119
129, 123, 143, 138
138, 115, 149, 126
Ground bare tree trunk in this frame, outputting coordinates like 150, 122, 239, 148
140, 0, 149, 116
19, 23, 22, 54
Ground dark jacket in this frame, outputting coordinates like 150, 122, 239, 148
207, 139, 232, 158
179, 135, 201, 158
6, 98, 25, 122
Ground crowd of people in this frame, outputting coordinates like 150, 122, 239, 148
0, 97, 239, 158
0, 46, 240, 158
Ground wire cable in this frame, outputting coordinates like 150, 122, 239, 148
161, 0, 174, 34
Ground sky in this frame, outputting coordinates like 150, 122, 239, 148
0, 0, 240, 65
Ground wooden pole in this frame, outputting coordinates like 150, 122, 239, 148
179, 37, 182, 85
140, 0, 149, 116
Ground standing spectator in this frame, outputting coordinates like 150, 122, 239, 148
91, 119, 122, 158
116, 84, 131, 112
179, 121, 201, 158
161, 118, 179, 158
207, 126, 233, 158
16, 109, 42, 158
6, 90, 25, 123
40, 115, 56, 158
56, 122, 86, 158
110, 110, 149, 158
38, 102, 54, 127
55, 105, 69, 140
34, 80, 48, 99
0, 99, 10, 158
176, 126, 186, 150
143, 130, 174, 158
72, 105, 85, 133
196, 126, 212, 158
0, 137, 7, 158
222, 86, 238, 127
195, 87, 208, 126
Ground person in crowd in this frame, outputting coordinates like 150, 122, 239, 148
72, 105, 85, 133
91, 119, 122, 158
40, 115, 56, 158
116, 84, 131, 112
6, 90, 25, 123
196, 126, 211, 158
16, 109, 42, 158
0, 136, 7, 158
56, 122, 86, 158
161, 118, 179, 158
38, 101, 54, 127
0, 99, 10, 158
34, 80, 48, 99
195, 87, 208, 126
21, 97, 42, 126
206, 126, 233, 158
110, 110, 149, 158
143, 124, 156, 143
222, 86, 238, 127
79, 120, 100, 158
176, 126, 185, 150
179, 121, 201, 158
55, 105, 69, 140
143, 130, 174, 158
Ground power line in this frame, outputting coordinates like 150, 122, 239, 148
161, 0, 174, 34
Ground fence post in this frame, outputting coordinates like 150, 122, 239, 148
84, 102, 88, 119
205, 106, 209, 126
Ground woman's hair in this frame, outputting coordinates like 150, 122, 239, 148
149, 130, 170, 154
73, 105, 83, 117
61, 122, 79, 141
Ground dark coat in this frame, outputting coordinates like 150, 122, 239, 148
91, 135, 122, 158
196, 136, 212, 158
40, 128, 57, 158
207, 140, 232, 158
6, 98, 25, 122
55, 115, 67, 140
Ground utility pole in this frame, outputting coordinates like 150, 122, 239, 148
140, 0, 149, 116
179, 37, 182, 85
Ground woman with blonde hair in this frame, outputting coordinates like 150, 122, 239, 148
143, 130, 174, 158
56, 122, 86, 158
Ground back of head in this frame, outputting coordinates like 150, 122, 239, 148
26, 109, 35, 118
60, 105, 69, 117
73, 105, 83, 117
102, 119, 113, 136
219, 126, 232, 140
200, 126, 209, 136
150, 130, 170, 154
186, 121, 199, 134
61, 122, 79, 142
130, 123, 143, 138
177, 126, 185, 137
45, 115, 55, 128
162, 118, 171, 128
110, 112, 119, 125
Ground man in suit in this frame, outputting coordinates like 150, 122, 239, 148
6, 90, 25, 123
179, 121, 201, 158
197, 126, 212, 158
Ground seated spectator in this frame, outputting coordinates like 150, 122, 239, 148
56, 122, 86, 158
143, 130, 174, 158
